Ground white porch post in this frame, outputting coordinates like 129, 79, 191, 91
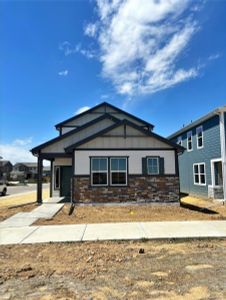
219, 111, 226, 203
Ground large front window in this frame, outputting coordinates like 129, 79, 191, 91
110, 158, 127, 185
91, 158, 108, 186
91, 157, 127, 186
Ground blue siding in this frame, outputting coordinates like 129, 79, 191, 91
171, 115, 221, 198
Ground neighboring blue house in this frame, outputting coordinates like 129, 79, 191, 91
168, 106, 226, 200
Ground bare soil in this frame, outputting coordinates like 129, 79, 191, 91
34, 201, 226, 226
0, 203, 38, 222
1, 240, 226, 299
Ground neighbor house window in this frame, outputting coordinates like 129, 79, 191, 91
110, 158, 127, 185
55, 166, 60, 189
196, 126, 203, 149
193, 163, 206, 185
187, 131, 193, 151
91, 158, 108, 186
177, 136, 182, 146
147, 157, 159, 175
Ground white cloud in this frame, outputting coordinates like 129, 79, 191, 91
84, 23, 97, 37
85, 0, 202, 96
59, 41, 79, 56
13, 137, 33, 146
208, 53, 221, 61
58, 70, 68, 76
0, 138, 35, 165
59, 41, 95, 59
0, 138, 49, 166
75, 106, 90, 115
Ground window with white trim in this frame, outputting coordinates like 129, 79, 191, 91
193, 163, 206, 185
147, 157, 159, 175
196, 126, 203, 149
187, 131, 193, 151
91, 158, 108, 186
110, 158, 127, 185
177, 136, 182, 146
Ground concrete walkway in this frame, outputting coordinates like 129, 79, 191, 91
0, 204, 64, 228
1, 220, 226, 245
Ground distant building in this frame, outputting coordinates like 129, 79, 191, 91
13, 162, 38, 180
0, 160, 13, 181
11, 162, 50, 182
169, 106, 226, 200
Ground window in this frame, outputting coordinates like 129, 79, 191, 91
110, 158, 127, 185
193, 163, 206, 185
91, 158, 108, 186
177, 136, 182, 146
55, 166, 60, 189
196, 126, 203, 149
147, 157, 159, 175
187, 131, 193, 151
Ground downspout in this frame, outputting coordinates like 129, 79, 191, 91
219, 111, 226, 203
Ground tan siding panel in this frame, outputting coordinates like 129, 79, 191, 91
41, 118, 114, 153
77, 136, 172, 149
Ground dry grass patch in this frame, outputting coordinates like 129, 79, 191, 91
35, 198, 226, 226
0, 188, 49, 208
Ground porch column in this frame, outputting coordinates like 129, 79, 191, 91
50, 160, 53, 198
37, 155, 43, 204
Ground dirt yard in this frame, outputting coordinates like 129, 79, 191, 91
0, 239, 226, 299
34, 198, 226, 225
0, 188, 49, 208
0, 203, 38, 222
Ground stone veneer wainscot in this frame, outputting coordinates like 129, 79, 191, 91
73, 175, 179, 203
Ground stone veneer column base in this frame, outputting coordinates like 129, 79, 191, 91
73, 175, 180, 203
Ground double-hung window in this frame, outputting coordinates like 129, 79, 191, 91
110, 158, 127, 185
177, 136, 182, 146
193, 163, 206, 185
91, 158, 108, 186
187, 131, 193, 151
196, 126, 203, 149
147, 157, 159, 175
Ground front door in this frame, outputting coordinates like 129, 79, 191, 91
60, 166, 72, 198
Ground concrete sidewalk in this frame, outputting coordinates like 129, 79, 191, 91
0, 204, 64, 228
1, 220, 226, 245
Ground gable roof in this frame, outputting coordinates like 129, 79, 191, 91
14, 162, 37, 168
168, 105, 226, 140
31, 113, 120, 154
0, 160, 12, 167
55, 102, 154, 130
65, 119, 183, 153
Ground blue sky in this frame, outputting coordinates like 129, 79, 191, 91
0, 0, 226, 163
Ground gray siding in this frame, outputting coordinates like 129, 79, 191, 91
171, 115, 221, 197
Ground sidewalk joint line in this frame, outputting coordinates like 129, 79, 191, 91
19, 226, 40, 244
81, 224, 87, 241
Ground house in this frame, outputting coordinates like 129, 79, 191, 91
0, 160, 13, 181
11, 163, 50, 182
12, 162, 38, 180
168, 106, 226, 201
31, 102, 183, 203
